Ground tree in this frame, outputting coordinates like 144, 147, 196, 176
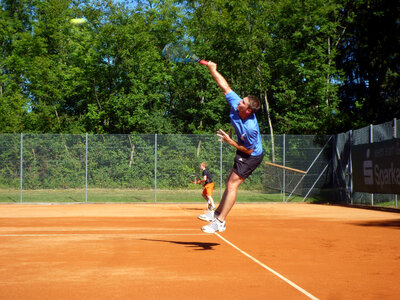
264, 0, 344, 134
337, 0, 400, 129
182, 0, 345, 139
81, 0, 186, 133
0, 0, 34, 132
2, 0, 396, 136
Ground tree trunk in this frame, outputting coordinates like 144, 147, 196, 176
263, 90, 275, 162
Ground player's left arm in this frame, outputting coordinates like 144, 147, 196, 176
217, 129, 254, 155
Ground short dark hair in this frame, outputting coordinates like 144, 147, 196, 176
247, 95, 261, 113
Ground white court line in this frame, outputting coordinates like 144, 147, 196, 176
0, 233, 203, 237
215, 233, 320, 300
0, 228, 198, 232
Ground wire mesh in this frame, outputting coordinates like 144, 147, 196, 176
2, 120, 397, 206
0, 133, 333, 203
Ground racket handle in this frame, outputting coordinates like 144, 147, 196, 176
199, 60, 209, 65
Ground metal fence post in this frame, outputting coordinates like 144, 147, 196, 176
333, 134, 336, 203
220, 140, 223, 200
394, 118, 398, 208
85, 133, 88, 203
349, 130, 353, 205
370, 124, 374, 206
287, 136, 333, 201
20, 133, 23, 203
154, 134, 157, 202
282, 134, 286, 202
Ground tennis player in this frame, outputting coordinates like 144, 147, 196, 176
195, 162, 216, 211
199, 61, 264, 233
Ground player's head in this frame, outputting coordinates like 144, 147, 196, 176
200, 162, 207, 169
247, 95, 261, 113
238, 95, 261, 115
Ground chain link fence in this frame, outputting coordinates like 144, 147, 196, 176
0, 133, 333, 203
1, 123, 397, 207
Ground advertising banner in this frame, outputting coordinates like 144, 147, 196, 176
352, 139, 400, 194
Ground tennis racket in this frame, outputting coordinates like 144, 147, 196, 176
162, 43, 208, 65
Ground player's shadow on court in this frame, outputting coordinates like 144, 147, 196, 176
351, 219, 400, 229
141, 239, 220, 251
180, 208, 203, 211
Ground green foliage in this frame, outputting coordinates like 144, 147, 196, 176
0, 0, 398, 135
336, 0, 400, 130
0, 133, 334, 204
184, 0, 344, 134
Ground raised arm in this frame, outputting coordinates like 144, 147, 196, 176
207, 62, 232, 95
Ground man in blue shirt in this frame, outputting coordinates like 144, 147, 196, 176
199, 61, 264, 233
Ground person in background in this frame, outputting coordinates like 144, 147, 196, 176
194, 162, 216, 212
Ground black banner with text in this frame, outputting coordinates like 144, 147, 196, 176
352, 139, 400, 194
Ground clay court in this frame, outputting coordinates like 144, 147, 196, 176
0, 203, 399, 300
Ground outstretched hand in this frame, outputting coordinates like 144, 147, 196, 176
207, 61, 216, 71
217, 129, 231, 144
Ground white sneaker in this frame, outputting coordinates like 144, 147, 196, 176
198, 210, 215, 222
202, 219, 226, 233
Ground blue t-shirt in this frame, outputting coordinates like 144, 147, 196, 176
225, 91, 263, 156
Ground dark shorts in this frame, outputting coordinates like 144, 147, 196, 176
232, 150, 264, 179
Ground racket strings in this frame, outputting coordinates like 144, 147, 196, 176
163, 43, 199, 63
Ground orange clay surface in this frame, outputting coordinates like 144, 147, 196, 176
0, 203, 399, 300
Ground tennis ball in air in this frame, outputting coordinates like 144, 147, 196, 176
70, 18, 87, 25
